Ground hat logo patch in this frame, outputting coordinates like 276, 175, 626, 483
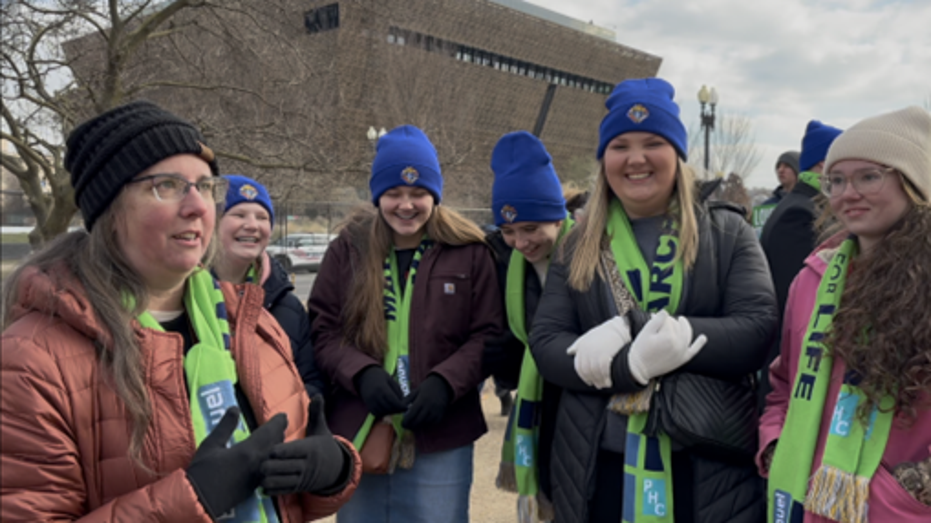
239, 184, 259, 200
627, 104, 650, 124
501, 204, 518, 223
401, 166, 420, 185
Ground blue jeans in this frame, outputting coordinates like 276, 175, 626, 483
337, 443, 474, 523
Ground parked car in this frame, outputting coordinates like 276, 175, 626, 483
265, 233, 335, 272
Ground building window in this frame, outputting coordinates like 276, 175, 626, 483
389, 26, 611, 95
305, 3, 339, 34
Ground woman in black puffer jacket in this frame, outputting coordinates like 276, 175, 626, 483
529, 78, 777, 523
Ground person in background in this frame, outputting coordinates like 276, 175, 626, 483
485, 131, 573, 523
308, 125, 503, 523
1, 100, 359, 522
530, 78, 776, 523
214, 174, 326, 398
563, 182, 590, 221
760, 106, 931, 522
758, 120, 842, 406
752, 150, 800, 235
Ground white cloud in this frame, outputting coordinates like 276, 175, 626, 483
527, 0, 931, 189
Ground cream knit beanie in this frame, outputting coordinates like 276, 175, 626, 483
825, 106, 931, 200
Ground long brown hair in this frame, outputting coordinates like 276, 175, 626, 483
2, 194, 219, 469
565, 159, 699, 291
339, 204, 485, 360
826, 175, 931, 425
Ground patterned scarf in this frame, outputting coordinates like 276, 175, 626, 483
604, 198, 683, 523
137, 268, 279, 523
351, 238, 432, 473
768, 238, 894, 523
497, 216, 573, 522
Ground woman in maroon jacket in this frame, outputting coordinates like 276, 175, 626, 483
308, 125, 504, 523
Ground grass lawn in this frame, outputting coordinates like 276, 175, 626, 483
2, 233, 30, 244
1, 260, 19, 279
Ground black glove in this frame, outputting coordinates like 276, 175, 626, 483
186, 407, 288, 520
401, 374, 452, 430
261, 395, 351, 496
355, 366, 407, 418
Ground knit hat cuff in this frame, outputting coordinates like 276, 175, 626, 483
76, 125, 215, 229
370, 164, 444, 204
597, 106, 688, 160
492, 199, 566, 226
224, 175, 275, 227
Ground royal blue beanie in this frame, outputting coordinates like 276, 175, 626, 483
799, 120, 843, 171
597, 78, 688, 160
370, 125, 443, 204
491, 131, 566, 227
223, 175, 275, 228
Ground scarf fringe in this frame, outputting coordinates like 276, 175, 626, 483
388, 430, 416, 472
497, 461, 518, 492
516, 493, 555, 523
805, 464, 870, 523
608, 384, 654, 415
537, 492, 555, 521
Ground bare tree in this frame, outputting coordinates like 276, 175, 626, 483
716, 171, 752, 217
378, 40, 486, 206
688, 111, 763, 180
1, 0, 352, 246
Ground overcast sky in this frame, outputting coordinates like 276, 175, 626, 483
526, 0, 930, 190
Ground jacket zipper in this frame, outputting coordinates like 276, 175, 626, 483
645, 379, 663, 436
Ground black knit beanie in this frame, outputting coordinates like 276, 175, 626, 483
65, 100, 219, 231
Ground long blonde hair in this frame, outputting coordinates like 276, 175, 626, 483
2, 194, 219, 471
340, 204, 486, 360
566, 160, 699, 291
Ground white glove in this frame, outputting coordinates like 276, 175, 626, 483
627, 310, 708, 385
566, 315, 632, 389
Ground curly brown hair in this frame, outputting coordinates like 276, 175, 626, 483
827, 187, 931, 426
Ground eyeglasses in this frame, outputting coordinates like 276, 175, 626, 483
126, 174, 228, 203
821, 167, 895, 198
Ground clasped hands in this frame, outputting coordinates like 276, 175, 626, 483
566, 310, 708, 389
186, 395, 349, 520
355, 366, 452, 429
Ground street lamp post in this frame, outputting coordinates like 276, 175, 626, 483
697, 85, 719, 173
366, 126, 387, 152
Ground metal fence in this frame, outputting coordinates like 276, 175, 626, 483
269, 200, 494, 240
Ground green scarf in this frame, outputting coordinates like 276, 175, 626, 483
768, 238, 894, 523
136, 269, 278, 523
798, 171, 822, 192
752, 202, 778, 237
498, 216, 573, 522
244, 263, 258, 284
605, 199, 683, 523
351, 239, 432, 471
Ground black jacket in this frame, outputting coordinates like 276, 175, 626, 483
483, 229, 561, 500
482, 230, 543, 388
758, 180, 820, 405
262, 256, 326, 398
760, 180, 819, 321
529, 200, 777, 523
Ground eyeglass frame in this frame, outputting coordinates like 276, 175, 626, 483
820, 166, 898, 199
125, 173, 229, 203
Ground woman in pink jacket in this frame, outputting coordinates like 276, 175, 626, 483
759, 106, 931, 523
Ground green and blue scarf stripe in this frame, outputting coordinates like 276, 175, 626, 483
498, 215, 573, 522
136, 268, 278, 523
768, 238, 894, 523
352, 238, 432, 471
604, 198, 683, 523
